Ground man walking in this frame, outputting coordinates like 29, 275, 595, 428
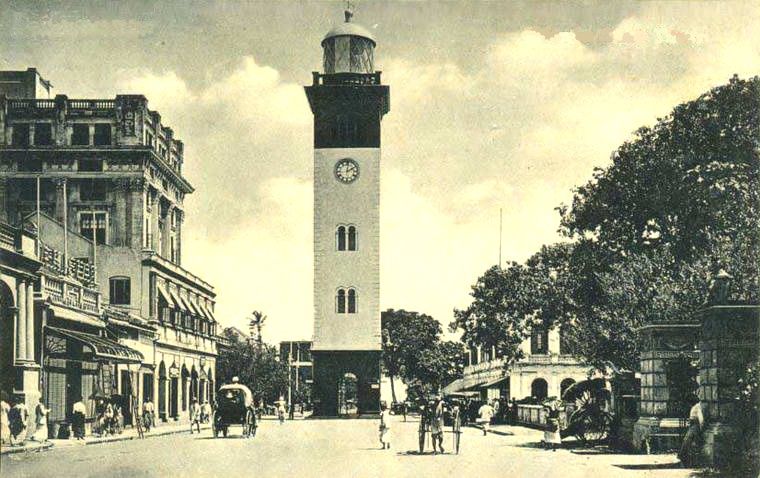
189, 398, 201, 434
431, 397, 445, 454
478, 401, 494, 436
142, 399, 154, 432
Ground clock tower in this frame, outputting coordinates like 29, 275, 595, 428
304, 8, 390, 417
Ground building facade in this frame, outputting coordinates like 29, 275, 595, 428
0, 71, 218, 428
304, 9, 390, 417
446, 327, 590, 403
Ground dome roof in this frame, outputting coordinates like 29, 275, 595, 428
322, 21, 375, 46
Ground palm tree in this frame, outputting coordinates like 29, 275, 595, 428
249, 310, 267, 351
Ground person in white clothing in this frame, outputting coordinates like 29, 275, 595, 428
379, 403, 391, 449
477, 402, 494, 436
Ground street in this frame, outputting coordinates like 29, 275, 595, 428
1, 417, 695, 478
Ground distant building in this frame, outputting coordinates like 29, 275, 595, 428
444, 327, 589, 402
0, 69, 219, 426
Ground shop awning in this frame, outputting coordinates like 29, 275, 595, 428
46, 326, 143, 363
156, 283, 172, 306
479, 376, 509, 389
180, 295, 196, 316
198, 302, 215, 322
168, 289, 188, 312
186, 297, 203, 317
48, 304, 105, 328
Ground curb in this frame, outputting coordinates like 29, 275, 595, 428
0, 441, 54, 455
0, 425, 211, 455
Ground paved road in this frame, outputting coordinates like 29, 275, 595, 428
1, 417, 695, 478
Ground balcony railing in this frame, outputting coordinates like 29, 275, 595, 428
311, 71, 382, 86
41, 273, 101, 314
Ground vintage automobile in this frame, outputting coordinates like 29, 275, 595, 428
213, 382, 256, 438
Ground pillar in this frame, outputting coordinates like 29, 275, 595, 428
126, 178, 145, 248
54, 178, 67, 224
16, 280, 27, 361
112, 179, 127, 246
25, 280, 34, 362
0, 177, 7, 223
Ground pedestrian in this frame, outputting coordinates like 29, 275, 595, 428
72, 399, 87, 440
378, 402, 391, 450
1, 392, 11, 445
492, 399, 501, 423
201, 400, 212, 424
402, 401, 407, 422
510, 398, 518, 425
430, 397, 445, 454
277, 398, 286, 424
477, 401, 494, 436
678, 395, 704, 467
543, 402, 562, 451
142, 399, 154, 432
103, 400, 114, 436
9, 396, 28, 445
451, 401, 462, 454
113, 403, 124, 434
189, 398, 201, 434
289, 401, 295, 420
31, 398, 49, 443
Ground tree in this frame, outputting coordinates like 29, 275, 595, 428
249, 310, 267, 350
450, 243, 578, 364
381, 309, 440, 403
557, 75, 759, 370
216, 327, 288, 404
404, 340, 466, 398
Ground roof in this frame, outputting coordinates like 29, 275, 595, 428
322, 21, 375, 45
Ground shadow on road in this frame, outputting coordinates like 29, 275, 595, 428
614, 462, 685, 471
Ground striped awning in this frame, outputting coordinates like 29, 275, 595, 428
46, 326, 143, 363
168, 289, 188, 312
48, 304, 105, 328
156, 283, 172, 305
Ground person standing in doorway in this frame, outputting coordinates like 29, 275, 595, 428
142, 399, 154, 432
72, 399, 86, 440
379, 402, 391, 449
478, 401, 494, 436
189, 398, 201, 434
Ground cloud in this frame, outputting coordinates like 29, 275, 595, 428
37, 1, 759, 343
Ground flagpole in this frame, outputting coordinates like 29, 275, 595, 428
62, 179, 68, 273
36, 176, 41, 256
91, 207, 97, 283
498, 208, 503, 268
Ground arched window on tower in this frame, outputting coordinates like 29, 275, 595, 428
336, 289, 346, 313
336, 226, 346, 251
347, 289, 357, 313
347, 226, 357, 251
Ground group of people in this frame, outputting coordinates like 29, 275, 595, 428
0, 394, 51, 446
188, 398, 213, 433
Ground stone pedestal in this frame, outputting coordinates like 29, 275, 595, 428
633, 323, 700, 452
697, 304, 760, 468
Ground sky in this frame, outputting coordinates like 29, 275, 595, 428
2, 1, 759, 344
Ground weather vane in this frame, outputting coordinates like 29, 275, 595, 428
345, 1, 354, 22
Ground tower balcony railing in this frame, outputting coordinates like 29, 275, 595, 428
311, 71, 382, 86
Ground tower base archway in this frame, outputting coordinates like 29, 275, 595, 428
311, 351, 380, 417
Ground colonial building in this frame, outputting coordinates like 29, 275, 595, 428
305, 8, 390, 417
0, 70, 218, 427
445, 327, 590, 403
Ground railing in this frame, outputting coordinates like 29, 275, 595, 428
42, 273, 101, 313
68, 99, 115, 110
312, 71, 382, 86
81, 288, 99, 313
8, 99, 55, 110
0, 223, 17, 249
43, 275, 65, 303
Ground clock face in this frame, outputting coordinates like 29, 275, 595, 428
334, 158, 359, 183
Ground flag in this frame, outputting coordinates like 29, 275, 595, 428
38, 74, 53, 95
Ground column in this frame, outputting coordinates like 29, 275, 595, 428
151, 192, 160, 252
126, 178, 145, 248
54, 178, 67, 224
0, 177, 7, 223
16, 280, 27, 361
25, 281, 34, 362
164, 205, 175, 259
112, 179, 127, 246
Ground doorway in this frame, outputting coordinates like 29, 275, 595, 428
337, 373, 358, 417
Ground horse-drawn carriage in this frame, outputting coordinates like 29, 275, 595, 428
213, 381, 256, 438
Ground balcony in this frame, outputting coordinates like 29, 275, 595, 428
311, 71, 382, 86
40, 273, 101, 314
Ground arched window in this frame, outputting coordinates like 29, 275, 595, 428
531, 378, 548, 400
336, 289, 346, 313
347, 226, 357, 251
347, 289, 357, 313
336, 226, 346, 251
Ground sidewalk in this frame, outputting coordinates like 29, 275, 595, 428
0, 422, 211, 455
